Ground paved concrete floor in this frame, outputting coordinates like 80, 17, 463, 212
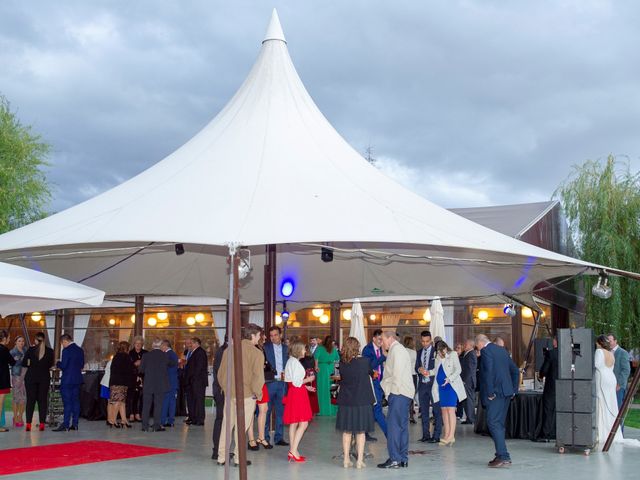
1, 414, 639, 479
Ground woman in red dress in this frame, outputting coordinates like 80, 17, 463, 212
283, 341, 315, 463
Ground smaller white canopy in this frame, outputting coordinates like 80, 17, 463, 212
429, 298, 446, 343
0, 262, 105, 317
349, 299, 367, 352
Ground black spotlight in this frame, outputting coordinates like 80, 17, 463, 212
175, 243, 185, 256
321, 247, 333, 263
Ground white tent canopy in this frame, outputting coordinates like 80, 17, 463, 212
0, 10, 636, 307
0, 261, 105, 317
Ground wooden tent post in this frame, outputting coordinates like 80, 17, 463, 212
603, 362, 640, 452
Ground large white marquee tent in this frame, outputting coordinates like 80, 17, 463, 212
0, 10, 635, 310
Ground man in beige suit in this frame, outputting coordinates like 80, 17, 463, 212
378, 331, 415, 469
217, 323, 265, 467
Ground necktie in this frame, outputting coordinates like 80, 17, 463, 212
375, 348, 382, 379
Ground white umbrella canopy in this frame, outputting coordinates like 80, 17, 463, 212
348, 299, 367, 352
429, 297, 446, 343
0, 262, 105, 317
0, 10, 636, 306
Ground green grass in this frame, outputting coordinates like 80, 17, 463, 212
626, 409, 640, 429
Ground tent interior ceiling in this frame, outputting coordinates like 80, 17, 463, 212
0, 10, 637, 311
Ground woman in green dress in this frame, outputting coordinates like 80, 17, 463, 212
314, 335, 340, 416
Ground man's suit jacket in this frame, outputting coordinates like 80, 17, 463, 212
56, 343, 85, 386
613, 346, 631, 388
414, 345, 437, 387
478, 342, 519, 405
139, 348, 177, 393
263, 342, 288, 381
185, 346, 209, 386
539, 347, 558, 395
362, 342, 386, 380
460, 350, 478, 390
211, 344, 227, 396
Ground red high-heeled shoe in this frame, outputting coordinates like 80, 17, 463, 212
25, 423, 32, 432
288, 452, 306, 463
39, 423, 46, 431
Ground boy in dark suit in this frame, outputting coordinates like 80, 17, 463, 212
476, 334, 519, 468
414, 330, 442, 442
54, 334, 85, 431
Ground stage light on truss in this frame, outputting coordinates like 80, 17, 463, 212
592, 272, 612, 299
503, 304, 516, 317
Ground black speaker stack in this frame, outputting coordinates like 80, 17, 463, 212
555, 328, 596, 454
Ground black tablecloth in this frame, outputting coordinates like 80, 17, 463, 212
81, 371, 108, 421
474, 391, 544, 440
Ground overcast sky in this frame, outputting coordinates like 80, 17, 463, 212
1, 0, 639, 213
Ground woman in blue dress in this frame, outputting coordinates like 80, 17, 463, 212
432, 340, 467, 445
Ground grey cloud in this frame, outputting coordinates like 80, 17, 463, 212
1, 0, 639, 212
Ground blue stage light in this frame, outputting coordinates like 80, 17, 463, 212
281, 279, 294, 298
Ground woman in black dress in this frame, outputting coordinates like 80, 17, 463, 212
109, 341, 135, 428
336, 337, 376, 469
23, 332, 54, 431
0, 330, 17, 432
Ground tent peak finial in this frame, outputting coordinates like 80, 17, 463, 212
262, 8, 286, 44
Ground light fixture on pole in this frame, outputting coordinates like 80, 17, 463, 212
503, 303, 516, 317
592, 272, 612, 299
238, 247, 252, 279
282, 301, 290, 322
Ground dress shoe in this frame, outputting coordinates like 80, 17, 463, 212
461, 420, 473, 425
184, 419, 193, 425
365, 433, 378, 442
488, 458, 511, 468
248, 440, 259, 451
377, 459, 400, 469
234, 461, 252, 467
163, 423, 174, 428
275, 440, 289, 446
418, 436, 431, 442
192, 422, 204, 426
25, 423, 32, 432
409, 418, 417, 424
154, 426, 166, 432
39, 423, 46, 432
211, 451, 218, 460
427, 438, 440, 443
69, 425, 78, 431
52, 425, 69, 432
400, 461, 408, 468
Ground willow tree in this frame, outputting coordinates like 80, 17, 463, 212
0, 95, 51, 234
556, 155, 640, 348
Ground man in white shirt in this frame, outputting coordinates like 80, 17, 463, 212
378, 331, 415, 469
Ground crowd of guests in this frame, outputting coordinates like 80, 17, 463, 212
1, 325, 636, 466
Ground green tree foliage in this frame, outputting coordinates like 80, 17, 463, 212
0, 95, 51, 234
556, 155, 640, 348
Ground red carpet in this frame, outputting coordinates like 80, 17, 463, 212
0, 440, 177, 475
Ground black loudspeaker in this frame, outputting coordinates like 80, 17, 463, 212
556, 380, 595, 413
557, 328, 594, 380
556, 412, 596, 447
321, 247, 333, 263
534, 338, 553, 372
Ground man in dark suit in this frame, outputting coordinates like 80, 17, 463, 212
415, 330, 441, 442
139, 338, 177, 431
53, 334, 84, 432
460, 338, 478, 424
362, 328, 388, 441
160, 339, 180, 427
263, 326, 289, 446
537, 337, 558, 441
476, 334, 519, 468
185, 337, 208, 426
211, 338, 227, 460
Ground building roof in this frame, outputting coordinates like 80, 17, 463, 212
450, 201, 558, 238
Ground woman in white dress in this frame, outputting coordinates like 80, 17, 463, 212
594, 335, 623, 449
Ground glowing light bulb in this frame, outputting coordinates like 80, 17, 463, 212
108, 318, 116, 326
343, 309, 352, 321
157, 312, 168, 321
312, 308, 324, 318
369, 314, 376, 321
423, 309, 431, 322
147, 317, 157, 327
478, 310, 489, 321
275, 314, 282, 326
319, 314, 329, 324
186, 317, 196, 326
195, 313, 205, 323
522, 307, 533, 318
31, 312, 42, 322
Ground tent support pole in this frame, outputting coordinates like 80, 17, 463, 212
19, 313, 30, 345
330, 301, 341, 347
134, 295, 144, 337
53, 310, 63, 359
227, 246, 248, 480
263, 244, 276, 331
